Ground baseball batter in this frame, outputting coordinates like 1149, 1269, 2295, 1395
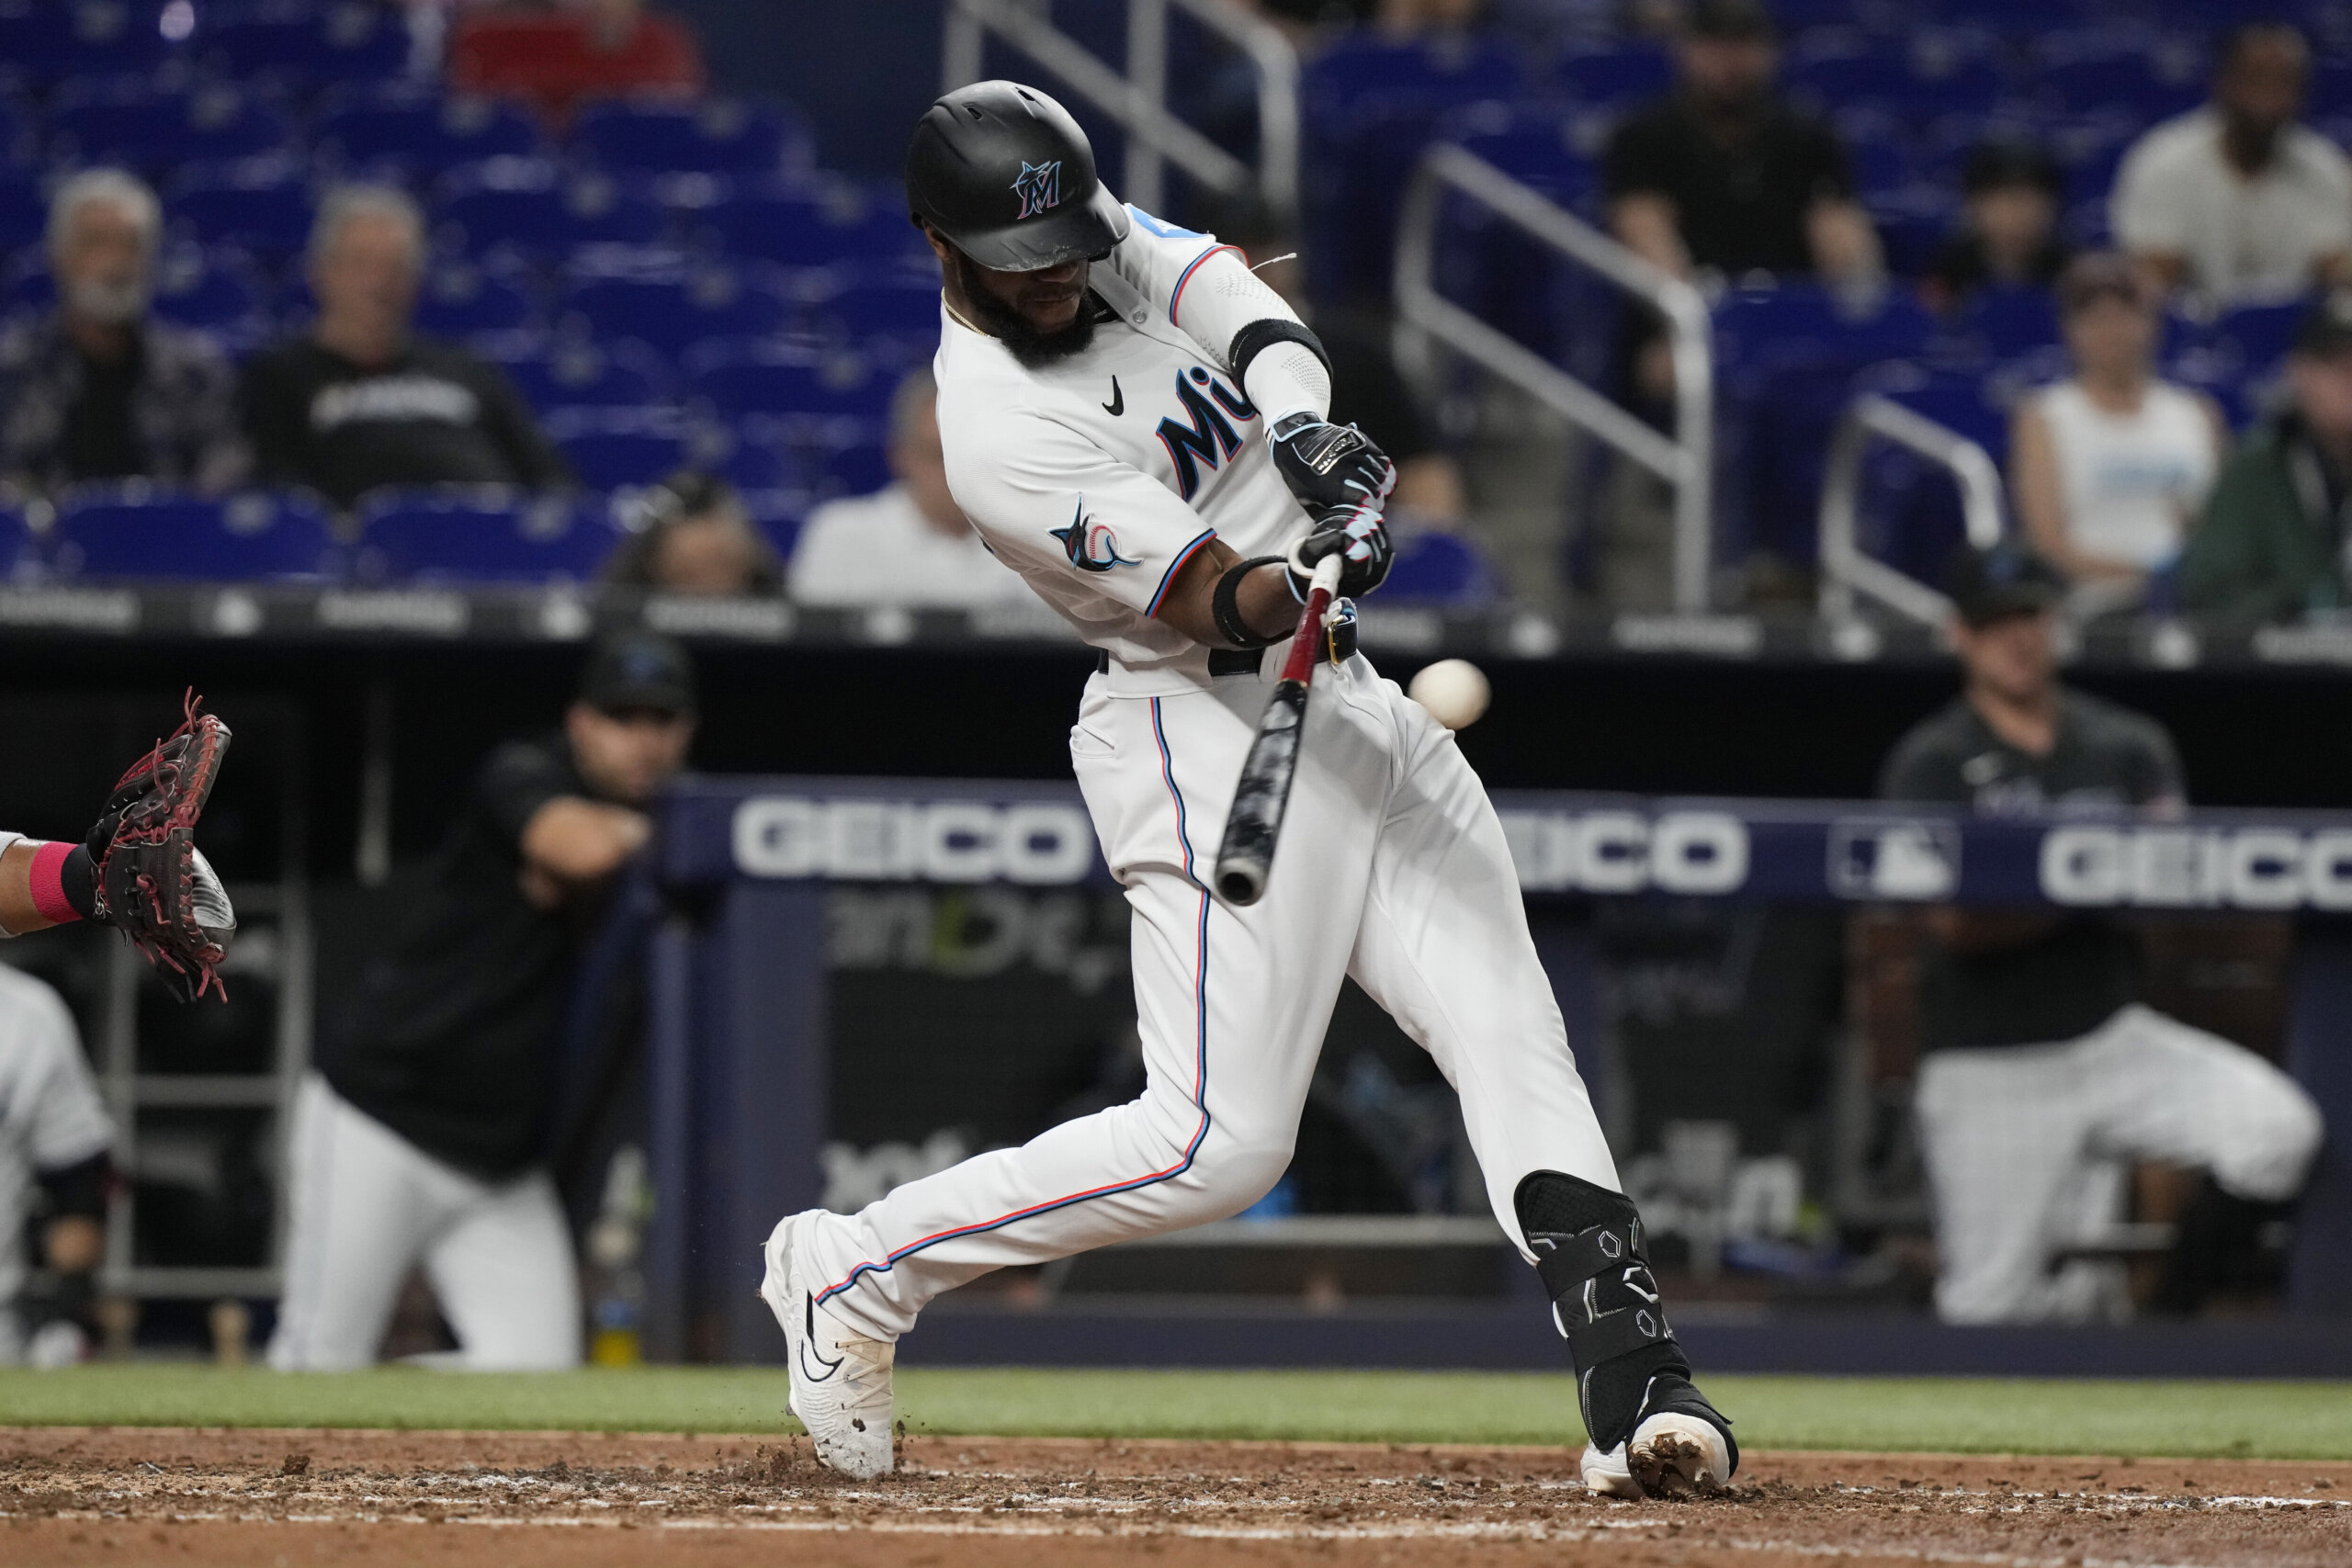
761, 82, 1736, 1499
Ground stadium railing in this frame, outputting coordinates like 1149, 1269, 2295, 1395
1393, 141, 1713, 611
1817, 392, 2007, 626
940, 0, 1298, 223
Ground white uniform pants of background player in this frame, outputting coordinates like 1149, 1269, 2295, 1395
1915, 1004, 2323, 1324
268, 1074, 581, 1370
797, 653, 1620, 1341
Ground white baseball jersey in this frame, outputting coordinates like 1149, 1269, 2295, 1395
933, 209, 1317, 682
0, 961, 110, 1355
789, 209, 1623, 1345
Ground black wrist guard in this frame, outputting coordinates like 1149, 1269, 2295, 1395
61, 844, 98, 922
1228, 318, 1329, 386
1211, 555, 1286, 649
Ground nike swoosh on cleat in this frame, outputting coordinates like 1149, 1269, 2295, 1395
1102, 377, 1124, 416
800, 1295, 843, 1380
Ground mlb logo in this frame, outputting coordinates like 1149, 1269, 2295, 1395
1828, 820, 1960, 900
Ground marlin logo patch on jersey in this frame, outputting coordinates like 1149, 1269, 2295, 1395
1156, 367, 1258, 501
1052, 499, 1139, 571
1012, 160, 1063, 220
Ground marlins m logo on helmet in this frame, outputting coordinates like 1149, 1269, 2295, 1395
1011, 159, 1063, 220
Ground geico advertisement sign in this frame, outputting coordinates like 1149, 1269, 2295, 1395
2041, 825, 2352, 909
1500, 810, 1749, 895
732, 796, 1098, 885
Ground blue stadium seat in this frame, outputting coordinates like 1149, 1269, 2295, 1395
200, 5, 412, 96
149, 245, 273, 348
0, 166, 41, 254
492, 338, 666, 414
2030, 52, 2199, 121
555, 260, 786, 351
571, 100, 806, 177
1960, 284, 2062, 359
810, 433, 888, 497
806, 279, 940, 352
684, 342, 894, 421
0, 503, 28, 580
710, 431, 788, 491
2209, 299, 2311, 374
1550, 47, 1671, 107
51, 490, 338, 581
541, 406, 695, 491
314, 89, 542, 180
412, 261, 540, 337
697, 179, 922, 269
740, 487, 807, 561
166, 160, 315, 261
0, 3, 175, 89
433, 162, 668, 260
49, 82, 291, 171
1440, 101, 1595, 204
356, 491, 622, 583
1380, 533, 1498, 604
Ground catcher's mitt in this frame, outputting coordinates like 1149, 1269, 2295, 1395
83, 693, 237, 1002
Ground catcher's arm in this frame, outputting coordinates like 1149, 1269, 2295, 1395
0, 697, 237, 1001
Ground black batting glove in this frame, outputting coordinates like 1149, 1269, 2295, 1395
1269, 413, 1396, 514
1287, 493, 1394, 600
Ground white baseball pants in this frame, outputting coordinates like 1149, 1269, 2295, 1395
268, 1074, 582, 1371
1915, 1004, 2324, 1324
797, 654, 1620, 1341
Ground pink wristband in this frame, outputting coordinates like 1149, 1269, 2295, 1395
28, 840, 80, 925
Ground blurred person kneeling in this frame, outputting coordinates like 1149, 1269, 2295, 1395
2009, 255, 2224, 603
602, 469, 783, 597
268, 634, 695, 1371
1880, 544, 2321, 1324
0, 169, 247, 499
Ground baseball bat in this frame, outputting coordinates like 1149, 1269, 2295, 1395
1211, 552, 1346, 907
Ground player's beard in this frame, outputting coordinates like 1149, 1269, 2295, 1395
950, 252, 1099, 369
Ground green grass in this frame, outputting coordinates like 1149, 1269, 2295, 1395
5, 1367, 2351, 1459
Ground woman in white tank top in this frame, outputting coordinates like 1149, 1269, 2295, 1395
2010, 254, 2226, 589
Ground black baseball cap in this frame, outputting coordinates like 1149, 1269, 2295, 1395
1686, 0, 1779, 41
2293, 289, 2352, 360
1962, 140, 2062, 198
1945, 540, 2064, 626
579, 631, 696, 716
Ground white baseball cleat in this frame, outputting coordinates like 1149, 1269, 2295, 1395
760, 1210, 896, 1479
1580, 1408, 1736, 1499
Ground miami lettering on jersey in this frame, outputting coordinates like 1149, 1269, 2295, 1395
1156, 367, 1258, 502
1052, 498, 1139, 572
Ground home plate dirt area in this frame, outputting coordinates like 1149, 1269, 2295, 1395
3, 1428, 2348, 1567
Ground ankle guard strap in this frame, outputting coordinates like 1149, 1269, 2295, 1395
1516, 1169, 1689, 1451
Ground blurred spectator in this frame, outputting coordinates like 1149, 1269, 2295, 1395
602, 469, 784, 596
1921, 142, 2071, 313
451, 0, 704, 130
0, 963, 111, 1366
790, 369, 1035, 610
242, 186, 570, 511
1225, 216, 1466, 525
1374, 0, 1485, 33
2008, 255, 2223, 593
2111, 21, 2351, 306
1881, 542, 2322, 1323
271, 633, 696, 1371
1603, 0, 1880, 287
2180, 291, 2352, 623
0, 170, 247, 500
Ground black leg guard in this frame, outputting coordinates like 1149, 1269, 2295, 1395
1516, 1170, 1736, 1473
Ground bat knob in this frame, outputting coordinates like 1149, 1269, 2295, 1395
1214, 858, 1268, 907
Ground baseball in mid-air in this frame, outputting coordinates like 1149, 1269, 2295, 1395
1408, 659, 1490, 730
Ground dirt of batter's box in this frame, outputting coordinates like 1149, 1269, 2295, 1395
2, 1427, 2347, 1568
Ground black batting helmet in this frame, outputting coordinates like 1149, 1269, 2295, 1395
906, 80, 1131, 273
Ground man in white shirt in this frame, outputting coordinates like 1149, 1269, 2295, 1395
0, 961, 111, 1365
787, 368, 1035, 611
2110, 22, 2352, 306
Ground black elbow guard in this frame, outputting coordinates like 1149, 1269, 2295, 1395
1227, 318, 1329, 385
37, 1151, 110, 1220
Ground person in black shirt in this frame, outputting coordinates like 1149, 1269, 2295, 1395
1920, 141, 2072, 314
1879, 543, 2321, 1323
1601, 0, 1880, 288
268, 633, 696, 1371
0, 169, 248, 498
241, 186, 568, 511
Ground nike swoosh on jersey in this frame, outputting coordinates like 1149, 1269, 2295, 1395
1102, 377, 1124, 416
